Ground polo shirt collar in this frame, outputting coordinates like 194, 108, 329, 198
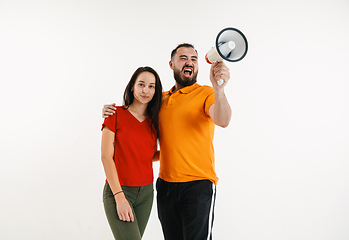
169, 83, 200, 95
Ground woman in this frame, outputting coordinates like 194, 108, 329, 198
101, 66, 162, 240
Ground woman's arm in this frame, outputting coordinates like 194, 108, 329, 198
101, 126, 134, 222
152, 142, 160, 162
152, 151, 160, 162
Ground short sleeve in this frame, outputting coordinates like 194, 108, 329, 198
101, 109, 117, 133
204, 87, 215, 116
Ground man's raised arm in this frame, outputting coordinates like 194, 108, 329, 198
208, 61, 232, 128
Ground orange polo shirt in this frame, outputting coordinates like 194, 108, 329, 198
158, 83, 219, 185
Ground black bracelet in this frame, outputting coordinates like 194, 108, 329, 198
113, 190, 123, 196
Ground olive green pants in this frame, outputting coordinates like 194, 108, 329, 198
103, 182, 154, 240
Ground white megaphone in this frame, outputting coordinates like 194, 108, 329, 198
205, 27, 248, 85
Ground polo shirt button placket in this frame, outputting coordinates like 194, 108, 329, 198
166, 93, 176, 108
167, 97, 172, 107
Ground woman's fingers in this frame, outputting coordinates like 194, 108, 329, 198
118, 211, 134, 222
116, 199, 134, 222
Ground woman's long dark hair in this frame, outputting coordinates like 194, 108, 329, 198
123, 66, 163, 138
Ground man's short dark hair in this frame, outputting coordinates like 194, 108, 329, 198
171, 43, 198, 60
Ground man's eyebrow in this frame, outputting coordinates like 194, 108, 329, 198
179, 55, 197, 59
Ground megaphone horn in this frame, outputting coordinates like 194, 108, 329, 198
205, 27, 248, 85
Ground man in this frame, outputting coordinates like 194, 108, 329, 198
103, 43, 231, 240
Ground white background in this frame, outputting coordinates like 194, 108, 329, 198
1, 0, 349, 239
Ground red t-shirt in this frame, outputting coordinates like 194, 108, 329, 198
101, 106, 156, 186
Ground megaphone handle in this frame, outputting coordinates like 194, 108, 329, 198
216, 60, 224, 86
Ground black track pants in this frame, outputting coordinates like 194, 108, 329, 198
156, 178, 216, 240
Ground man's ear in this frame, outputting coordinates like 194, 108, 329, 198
169, 60, 174, 70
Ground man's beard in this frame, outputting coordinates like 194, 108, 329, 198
173, 68, 198, 87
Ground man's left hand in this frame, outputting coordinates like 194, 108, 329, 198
209, 61, 230, 89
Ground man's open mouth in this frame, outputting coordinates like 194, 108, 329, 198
183, 68, 193, 77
